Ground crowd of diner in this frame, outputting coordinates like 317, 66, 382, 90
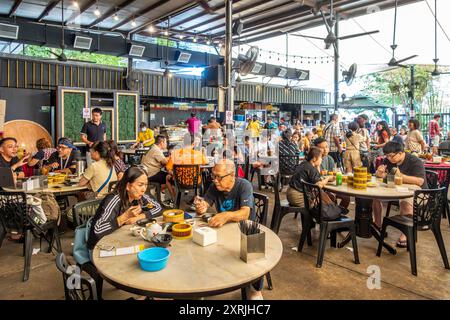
0, 106, 449, 300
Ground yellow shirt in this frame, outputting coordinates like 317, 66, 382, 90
137, 129, 155, 147
246, 121, 261, 138
317, 126, 324, 137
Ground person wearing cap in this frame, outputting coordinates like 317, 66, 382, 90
43, 137, 77, 174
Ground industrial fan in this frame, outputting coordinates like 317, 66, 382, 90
342, 63, 357, 85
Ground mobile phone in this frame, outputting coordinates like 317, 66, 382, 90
131, 199, 139, 206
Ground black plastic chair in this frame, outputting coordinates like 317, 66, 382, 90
278, 155, 300, 191
173, 165, 200, 209
147, 181, 162, 204
253, 192, 273, 290
72, 199, 102, 227
438, 148, 450, 156
108, 181, 118, 193
270, 173, 304, 234
376, 188, 450, 276
0, 192, 62, 281
55, 253, 98, 300
299, 180, 360, 268
386, 171, 438, 218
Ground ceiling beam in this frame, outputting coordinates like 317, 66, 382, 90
130, 1, 215, 35
87, 0, 138, 28
36, 0, 60, 22
110, 0, 171, 31
64, 0, 96, 25
8, 0, 23, 17
168, 0, 244, 30
182, 0, 274, 34
205, 1, 304, 36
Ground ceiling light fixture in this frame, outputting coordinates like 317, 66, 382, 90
94, 6, 101, 17
148, 25, 155, 33
113, 13, 119, 21
131, 19, 137, 27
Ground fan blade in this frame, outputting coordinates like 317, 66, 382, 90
290, 33, 326, 41
395, 55, 418, 64
339, 30, 379, 41
397, 64, 409, 68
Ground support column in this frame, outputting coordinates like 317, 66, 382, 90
224, 0, 234, 128
334, 13, 339, 112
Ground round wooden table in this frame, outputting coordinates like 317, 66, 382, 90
93, 223, 283, 298
3, 184, 88, 196
324, 182, 420, 254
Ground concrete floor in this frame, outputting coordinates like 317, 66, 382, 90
1, 186, 450, 300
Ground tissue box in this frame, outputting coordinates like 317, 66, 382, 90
193, 227, 217, 247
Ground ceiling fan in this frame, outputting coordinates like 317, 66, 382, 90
42, 0, 93, 63
387, 0, 417, 68
429, 0, 450, 76
291, 0, 379, 52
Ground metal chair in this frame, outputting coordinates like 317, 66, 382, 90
0, 192, 62, 281
55, 252, 98, 300
270, 173, 304, 234
299, 180, 360, 268
72, 198, 102, 227
376, 188, 450, 276
173, 165, 200, 209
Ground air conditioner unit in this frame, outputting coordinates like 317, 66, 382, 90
251, 63, 262, 74
0, 23, 19, 40
129, 44, 145, 57
276, 67, 287, 78
297, 70, 309, 80
73, 35, 92, 50
175, 51, 191, 63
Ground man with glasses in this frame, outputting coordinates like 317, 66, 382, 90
194, 159, 262, 299
44, 138, 77, 174
0, 137, 29, 179
372, 141, 427, 248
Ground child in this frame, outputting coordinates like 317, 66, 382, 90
344, 121, 363, 173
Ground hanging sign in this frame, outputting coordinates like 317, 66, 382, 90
225, 111, 234, 124
82, 108, 91, 119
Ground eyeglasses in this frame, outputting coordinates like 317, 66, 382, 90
211, 172, 233, 182
386, 152, 401, 159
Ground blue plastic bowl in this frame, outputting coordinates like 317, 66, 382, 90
137, 247, 170, 272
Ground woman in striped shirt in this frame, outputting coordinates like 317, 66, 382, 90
87, 166, 162, 250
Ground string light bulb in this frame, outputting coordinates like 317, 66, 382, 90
113, 13, 119, 21
148, 25, 155, 33
94, 6, 101, 17
193, 36, 197, 43
206, 39, 211, 45
131, 19, 137, 27
164, 30, 169, 36
73, 1, 79, 8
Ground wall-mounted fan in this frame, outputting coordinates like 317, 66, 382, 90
235, 46, 259, 76
291, 0, 379, 52
387, 0, 417, 68
342, 63, 357, 85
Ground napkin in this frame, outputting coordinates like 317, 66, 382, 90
396, 186, 409, 193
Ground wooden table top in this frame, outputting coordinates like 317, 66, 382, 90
324, 182, 420, 200
3, 184, 88, 195
93, 222, 283, 298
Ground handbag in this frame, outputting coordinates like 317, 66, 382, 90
320, 191, 348, 221
73, 217, 93, 265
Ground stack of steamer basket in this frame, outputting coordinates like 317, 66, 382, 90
353, 167, 367, 190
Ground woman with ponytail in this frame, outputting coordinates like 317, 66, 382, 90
78, 141, 118, 198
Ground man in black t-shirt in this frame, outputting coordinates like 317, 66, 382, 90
0, 137, 29, 179
81, 108, 106, 165
373, 141, 427, 248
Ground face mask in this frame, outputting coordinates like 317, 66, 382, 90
141, 127, 147, 132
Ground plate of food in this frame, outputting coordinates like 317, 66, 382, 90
367, 181, 378, 187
